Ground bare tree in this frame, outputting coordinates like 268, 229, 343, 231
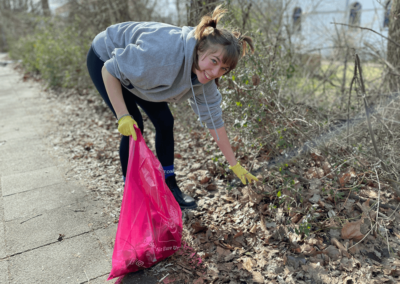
387, 0, 400, 92
114, 0, 131, 22
187, 0, 217, 26
41, 0, 50, 16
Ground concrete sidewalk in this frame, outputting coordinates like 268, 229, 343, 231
0, 56, 121, 283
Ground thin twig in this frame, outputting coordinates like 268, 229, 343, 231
84, 270, 90, 283
355, 54, 400, 197
388, 203, 400, 219
347, 66, 357, 145
373, 115, 394, 137
373, 164, 391, 255
331, 22, 400, 49
348, 227, 373, 250
374, 166, 381, 235
340, 48, 349, 110
159, 273, 170, 282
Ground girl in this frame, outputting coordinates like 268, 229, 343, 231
86, 5, 260, 210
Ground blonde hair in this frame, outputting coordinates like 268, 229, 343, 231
192, 5, 255, 85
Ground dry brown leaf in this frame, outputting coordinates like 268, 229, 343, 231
316, 168, 324, 178
190, 163, 202, 172
293, 247, 301, 254
218, 262, 234, 272
252, 271, 264, 283
199, 175, 211, 184
323, 245, 340, 261
261, 203, 269, 215
300, 244, 317, 256
233, 231, 244, 239
390, 269, 400, 277
206, 162, 216, 175
188, 173, 196, 180
193, 277, 204, 284
363, 188, 378, 198
339, 172, 351, 187
214, 240, 234, 250
250, 224, 258, 234
243, 257, 254, 272
331, 238, 350, 258
339, 168, 356, 187
207, 263, 219, 277
341, 218, 365, 241
348, 240, 360, 255
311, 151, 324, 161
306, 167, 318, 179
205, 183, 217, 191
356, 198, 376, 220
216, 246, 231, 257
192, 221, 208, 234
221, 196, 235, 203
242, 187, 263, 204
362, 197, 369, 207
322, 161, 331, 174
260, 216, 267, 232
291, 213, 303, 224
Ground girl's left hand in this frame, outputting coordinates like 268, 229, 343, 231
229, 162, 259, 185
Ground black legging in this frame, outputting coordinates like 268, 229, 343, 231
86, 46, 175, 177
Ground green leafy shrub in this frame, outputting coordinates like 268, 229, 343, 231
9, 17, 94, 90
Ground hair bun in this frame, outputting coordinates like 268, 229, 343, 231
209, 19, 217, 29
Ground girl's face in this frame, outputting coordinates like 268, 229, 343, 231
193, 46, 230, 84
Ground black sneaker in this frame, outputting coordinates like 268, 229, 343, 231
165, 175, 198, 210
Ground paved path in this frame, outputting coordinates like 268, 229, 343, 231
0, 55, 151, 283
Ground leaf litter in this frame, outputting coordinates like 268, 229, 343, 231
23, 75, 400, 283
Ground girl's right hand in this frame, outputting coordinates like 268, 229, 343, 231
117, 115, 138, 140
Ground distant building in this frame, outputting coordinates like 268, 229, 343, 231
285, 0, 389, 58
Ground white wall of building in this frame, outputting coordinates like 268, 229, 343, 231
284, 0, 390, 57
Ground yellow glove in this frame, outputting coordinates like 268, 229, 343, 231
229, 162, 259, 185
117, 115, 138, 140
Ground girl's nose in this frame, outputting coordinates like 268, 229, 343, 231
212, 67, 219, 77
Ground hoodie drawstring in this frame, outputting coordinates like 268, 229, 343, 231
190, 81, 220, 141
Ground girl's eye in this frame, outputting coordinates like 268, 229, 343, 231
212, 59, 217, 64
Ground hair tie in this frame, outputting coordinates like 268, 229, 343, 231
209, 19, 217, 29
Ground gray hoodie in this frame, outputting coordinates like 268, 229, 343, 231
92, 21, 224, 136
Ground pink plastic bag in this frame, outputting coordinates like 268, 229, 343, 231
107, 126, 182, 281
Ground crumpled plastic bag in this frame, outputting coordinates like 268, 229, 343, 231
107, 125, 182, 282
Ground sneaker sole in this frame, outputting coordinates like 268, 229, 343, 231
180, 203, 198, 210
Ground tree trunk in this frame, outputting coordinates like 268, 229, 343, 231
0, 25, 7, 52
387, 0, 400, 92
41, 0, 50, 16
115, 0, 130, 22
187, 0, 216, 26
